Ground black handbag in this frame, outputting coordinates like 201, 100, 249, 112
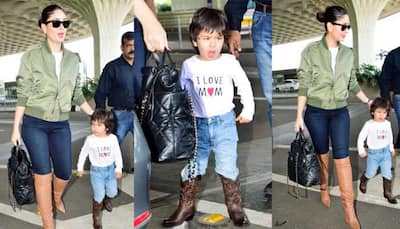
138, 50, 196, 163
287, 130, 320, 188
7, 145, 35, 210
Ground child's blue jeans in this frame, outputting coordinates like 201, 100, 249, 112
90, 164, 118, 203
181, 110, 239, 181
365, 145, 392, 180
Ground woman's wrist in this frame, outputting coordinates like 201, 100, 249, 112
364, 98, 370, 104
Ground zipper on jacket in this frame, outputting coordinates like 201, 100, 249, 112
52, 54, 61, 115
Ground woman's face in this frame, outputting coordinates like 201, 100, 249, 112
327, 14, 350, 42
41, 9, 68, 45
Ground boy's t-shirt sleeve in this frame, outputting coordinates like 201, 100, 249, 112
357, 121, 369, 155
77, 136, 91, 171
112, 135, 123, 173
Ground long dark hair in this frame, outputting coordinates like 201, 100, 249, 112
316, 6, 348, 31
38, 4, 65, 28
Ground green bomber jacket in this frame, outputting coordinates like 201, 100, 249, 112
297, 36, 361, 109
16, 41, 86, 121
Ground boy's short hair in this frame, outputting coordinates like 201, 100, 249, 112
189, 7, 227, 53
370, 97, 390, 118
90, 109, 115, 134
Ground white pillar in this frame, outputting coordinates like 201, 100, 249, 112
65, 0, 133, 79
92, 0, 134, 79
341, 0, 389, 66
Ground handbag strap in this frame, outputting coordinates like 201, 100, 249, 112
151, 49, 174, 67
187, 95, 198, 181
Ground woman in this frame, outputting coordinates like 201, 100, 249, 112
10, 4, 94, 228
294, 6, 370, 229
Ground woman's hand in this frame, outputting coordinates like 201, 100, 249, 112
134, 0, 169, 52
294, 117, 304, 133
11, 128, 21, 146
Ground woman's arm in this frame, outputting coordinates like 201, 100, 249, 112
11, 106, 25, 145
294, 96, 307, 132
133, 0, 168, 52
79, 102, 94, 116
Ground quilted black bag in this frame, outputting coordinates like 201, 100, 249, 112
7, 145, 35, 210
138, 50, 196, 163
287, 130, 320, 187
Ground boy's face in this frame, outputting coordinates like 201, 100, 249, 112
91, 120, 108, 137
192, 30, 224, 61
372, 107, 387, 122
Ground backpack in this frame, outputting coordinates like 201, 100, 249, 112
7, 145, 35, 210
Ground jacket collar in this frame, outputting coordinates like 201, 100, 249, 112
320, 34, 343, 50
41, 40, 65, 54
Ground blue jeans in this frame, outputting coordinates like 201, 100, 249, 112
365, 146, 392, 180
252, 11, 272, 126
393, 94, 400, 146
21, 115, 72, 180
90, 165, 118, 203
112, 110, 134, 144
304, 105, 350, 159
181, 111, 239, 181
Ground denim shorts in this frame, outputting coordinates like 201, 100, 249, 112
304, 105, 350, 159
365, 146, 392, 180
90, 164, 118, 203
21, 115, 72, 179
181, 110, 239, 181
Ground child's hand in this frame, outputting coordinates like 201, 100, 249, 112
359, 151, 368, 158
76, 171, 84, 177
115, 172, 122, 179
391, 150, 396, 157
235, 115, 251, 124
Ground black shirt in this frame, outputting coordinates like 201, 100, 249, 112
380, 47, 400, 98
95, 55, 138, 109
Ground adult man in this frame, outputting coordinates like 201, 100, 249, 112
225, 0, 272, 126
95, 32, 139, 146
379, 46, 400, 148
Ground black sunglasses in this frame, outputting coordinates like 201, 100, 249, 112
331, 22, 351, 31
45, 20, 71, 29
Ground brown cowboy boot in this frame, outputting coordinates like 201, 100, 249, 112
162, 176, 201, 227
93, 199, 103, 229
318, 153, 331, 208
103, 196, 112, 212
53, 176, 69, 213
383, 177, 397, 204
220, 175, 249, 226
359, 172, 368, 194
334, 158, 360, 229
34, 173, 54, 229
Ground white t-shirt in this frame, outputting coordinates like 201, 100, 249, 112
53, 51, 63, 81
357, 119, 394, 154
329, 47, 338, 75
77, 134, 123, 173
180, 54, 254, 120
